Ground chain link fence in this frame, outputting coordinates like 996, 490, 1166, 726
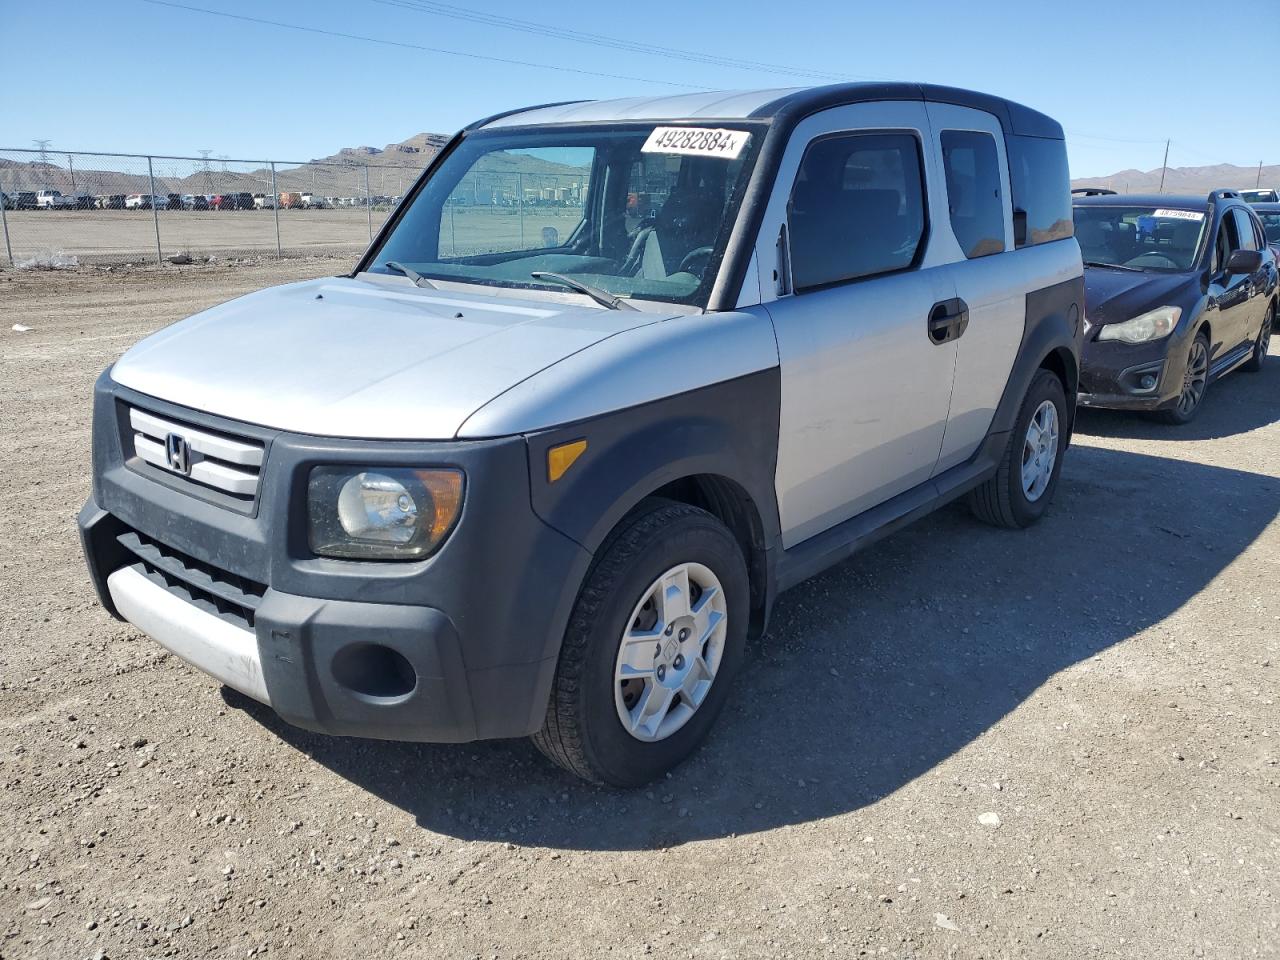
0, 148, 431, 267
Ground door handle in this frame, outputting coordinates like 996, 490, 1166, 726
928, 297, 970, 344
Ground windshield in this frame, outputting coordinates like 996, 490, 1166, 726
1072, 204, 1207, 272
1241, 189, 1278, 204
367, 123, 764, 307
1258, 210, 1280, 245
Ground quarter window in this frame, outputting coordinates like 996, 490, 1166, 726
941, 130, 1005, 258
787, 133, 926, 291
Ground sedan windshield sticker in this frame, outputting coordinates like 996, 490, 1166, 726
641, 127, 750, 159
1153, 208, 1205, 221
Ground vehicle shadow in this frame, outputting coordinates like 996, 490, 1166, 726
228, 445, 1279, 851
1075, 347, 1280, 441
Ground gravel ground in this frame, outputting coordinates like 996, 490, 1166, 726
1, 260, 1277, 959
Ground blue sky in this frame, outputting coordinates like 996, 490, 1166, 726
2, 0, 1272, 177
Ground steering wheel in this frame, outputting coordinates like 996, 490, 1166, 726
1127, 253, 1178, 269
677, 246, 714, 276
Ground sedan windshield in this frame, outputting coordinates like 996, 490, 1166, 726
1072, 204, 1207, 272
367, 124, 764, 307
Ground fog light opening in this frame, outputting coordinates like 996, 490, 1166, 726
331, 643, 418, 700
1139, 374, 1157, 391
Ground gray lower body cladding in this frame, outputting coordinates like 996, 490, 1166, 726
79, 368, 783, 743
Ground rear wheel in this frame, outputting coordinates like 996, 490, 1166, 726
968, 368, 1067, 529
1158, 331, 1210, 424
1243, 304, 1273, 372
533, 500, 749, 786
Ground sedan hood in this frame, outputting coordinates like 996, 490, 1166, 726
110, 275, 666, 439
1083, 267, 1200, 327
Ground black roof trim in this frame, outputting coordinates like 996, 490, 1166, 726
747, 82, 1064, 140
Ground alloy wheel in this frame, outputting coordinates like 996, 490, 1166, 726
1177, 338, 1209, 417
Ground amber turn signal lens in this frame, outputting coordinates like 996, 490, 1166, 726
547, 439, 587, 483
414, 468, 465, 543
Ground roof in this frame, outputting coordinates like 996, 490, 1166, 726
1250, 201, 1280, 212
477, 83, 1063, 139
1072, 193, 1214, 209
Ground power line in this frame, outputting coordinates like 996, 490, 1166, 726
140, 0, 707, 89
372, 0, 869, 82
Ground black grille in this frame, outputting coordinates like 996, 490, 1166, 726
117, 530, 266, 629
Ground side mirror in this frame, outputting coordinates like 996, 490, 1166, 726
1225, 249, 1263, 275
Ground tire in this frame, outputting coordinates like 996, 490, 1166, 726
1157, 330, 1210, 424
968, 368, 1068, 529
533, 499, 750, 787
1243, 303, 1273, 373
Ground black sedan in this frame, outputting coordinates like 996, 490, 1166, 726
1073, 190, 1277, 424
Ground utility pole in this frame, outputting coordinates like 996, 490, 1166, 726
1258, 161, 1264, 188
1157, 139, 1170, 194
33, 140, 51, 188
199, 150, 213, 196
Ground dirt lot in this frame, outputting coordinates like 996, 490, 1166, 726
1, 260, 1277, 959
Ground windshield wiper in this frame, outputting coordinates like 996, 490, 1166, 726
531, 271, 636, 311
383, 261, 438, 289
1083, 259, 1144, 273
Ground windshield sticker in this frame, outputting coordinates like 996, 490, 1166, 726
641, 127, 750, 159
1153, 209, 1204, 221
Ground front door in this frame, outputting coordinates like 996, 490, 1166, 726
756, 102, 959, 548
1207, 208, 1256, 361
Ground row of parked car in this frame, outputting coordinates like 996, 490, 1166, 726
2, 189, 406, 211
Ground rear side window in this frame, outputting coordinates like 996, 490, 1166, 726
1007, 134, 1073, 247
940, 130, 1005, 258
787, 132, 927, 291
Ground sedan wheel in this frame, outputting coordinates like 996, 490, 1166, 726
1176, 337, 1208, 416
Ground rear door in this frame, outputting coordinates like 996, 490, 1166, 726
924, 102, 1025, 473
754, 101, 959, 547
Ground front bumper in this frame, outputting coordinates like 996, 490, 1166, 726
80, 374, 592, 743
1077, 329, 1187, 412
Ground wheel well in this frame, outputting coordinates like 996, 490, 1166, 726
1038, 346, 1076, 398
649, 474, 770, 639
1196, 317, 1212, 345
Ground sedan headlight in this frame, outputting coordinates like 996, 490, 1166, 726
308, 466, 464, 560
1096, 305, 1181, 344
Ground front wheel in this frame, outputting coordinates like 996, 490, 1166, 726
1243, 304, 1273, 373
968, 368, 1068, 529
533, 500, 749, 786
1158, 331, 1210, 424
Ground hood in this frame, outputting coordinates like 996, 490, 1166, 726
1083, 267, 1200, 327
110, 275, 667, 439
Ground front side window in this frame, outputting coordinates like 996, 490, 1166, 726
1072, 204, 1207, 272
370, 124, 763, 307
940, 130, 1005, 258
1232, 208, 1258, 251
787, 132, 927, 291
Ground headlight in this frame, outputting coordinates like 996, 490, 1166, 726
308, 466, 464, 560
1096, 305, 1181, 344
